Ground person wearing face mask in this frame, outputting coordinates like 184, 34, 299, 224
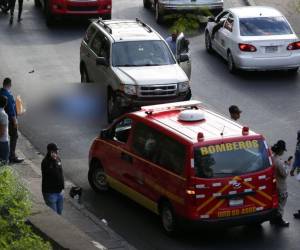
41, 143, 65, 215
270, 140, 291, 227
0, 78, 24, 163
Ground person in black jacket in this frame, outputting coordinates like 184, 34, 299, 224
41, 143, 65, 215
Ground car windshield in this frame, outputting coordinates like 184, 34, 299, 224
239, 17, 293, 36
194, 139, 270, 178
112, 41, 176, 67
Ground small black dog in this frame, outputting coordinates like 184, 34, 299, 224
69, 186, 82, 202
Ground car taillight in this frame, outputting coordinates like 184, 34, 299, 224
287, 41, 300, 50
239, 43, 257, 52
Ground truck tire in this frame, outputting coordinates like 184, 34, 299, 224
160, 201, 178, 235
88, 161, 109, 193
34, 0, 41, 8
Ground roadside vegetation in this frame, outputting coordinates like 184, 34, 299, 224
0, 166, 51, 250
165, 8, 212, 34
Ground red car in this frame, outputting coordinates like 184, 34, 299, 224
34, 0, 112, 25
88, 101, 277, 234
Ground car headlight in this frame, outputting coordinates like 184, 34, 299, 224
121, 84, 137, 95
178, 82, 190, 92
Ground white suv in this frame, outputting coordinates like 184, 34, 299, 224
80, 18, 191, 122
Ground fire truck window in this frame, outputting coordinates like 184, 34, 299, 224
156, 134, 185, 175
194, 140, 270, 178
132, 123, 160, 162
132, 123, 185, 175
113, 118, 132, 143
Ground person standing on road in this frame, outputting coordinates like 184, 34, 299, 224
290, 131, 300, 176
229, 105, 242, 121
0, 95, 9, 164
8, 0, 23, 24
0, 78, 24, 163
165, 31, 178, 55
41, 143, 65, 215
271, 140, 291, 227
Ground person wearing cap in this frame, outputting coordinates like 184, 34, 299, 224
229, 105, 242, 121
270, 140, 291, 227
41, 143, 65, 215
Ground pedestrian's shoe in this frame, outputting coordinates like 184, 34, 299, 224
275, 218, 290, 227
9, 157, 24, 164
9, 16, 13, 25
17, 16, 22, 22
293, 212, 300, 219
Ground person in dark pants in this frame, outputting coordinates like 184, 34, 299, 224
9, 0, 23, 24
0, 95, 9, 164
41, 143, 65, 215
270, 140, 291, 227
0, 78, 24, 163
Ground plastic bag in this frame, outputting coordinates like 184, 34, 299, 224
16, 95, 26, 115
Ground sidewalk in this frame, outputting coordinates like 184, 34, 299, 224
244, 0, 300, 35
10, 133, 136, 250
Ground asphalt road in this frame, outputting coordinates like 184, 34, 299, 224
1, 0, 300, 249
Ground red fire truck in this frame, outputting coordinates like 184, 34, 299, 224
88, 101, 277, 234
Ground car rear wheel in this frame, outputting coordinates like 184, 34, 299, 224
88, 162, 109, 193
81, 66, 90, 83
227, 51, 237, 74
160, 201, 177, 235
143, 0, 151, 9
155, 3, 163, 24
205, 31, 213, 53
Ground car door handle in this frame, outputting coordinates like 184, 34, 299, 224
121, 152, 133, 163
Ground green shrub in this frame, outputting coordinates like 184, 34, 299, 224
165, 8, 212, 34
0, 167, 51, 250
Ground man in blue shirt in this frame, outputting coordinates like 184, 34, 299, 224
165, 31, 178, 55
0, 78, 24, 163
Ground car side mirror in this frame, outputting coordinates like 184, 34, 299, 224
100, 129, 110, 139
96, 57, 108, 66
208, 16, 215, 22
179, 54, 189, 63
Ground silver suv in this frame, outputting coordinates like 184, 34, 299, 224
80, 18, 191, 122
143, 0, 224, 23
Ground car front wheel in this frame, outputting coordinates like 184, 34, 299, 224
80, 67, 90, 83
88, 162, 109, 193
107, 90, 120, 123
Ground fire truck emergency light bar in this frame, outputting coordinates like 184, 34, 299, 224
141, 100, 202, 114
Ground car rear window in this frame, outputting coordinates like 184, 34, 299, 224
194, 139, 270, 178
239, 17, 293, 36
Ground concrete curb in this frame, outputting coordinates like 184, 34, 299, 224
11, 133, 135, 250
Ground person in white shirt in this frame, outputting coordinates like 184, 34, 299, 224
0, 95, 9, 164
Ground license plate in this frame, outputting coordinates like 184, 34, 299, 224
229, 198, 244, 207
265, 46, 278, 53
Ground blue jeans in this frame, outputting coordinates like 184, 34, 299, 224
43, 192, 64, 215
0, 141, 9, 164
